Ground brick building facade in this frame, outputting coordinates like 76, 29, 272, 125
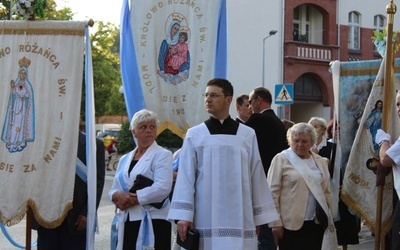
282, 0, 388, 122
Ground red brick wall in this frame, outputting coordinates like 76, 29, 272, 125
284, 61, 332, 107
339, 25, 349, 60
283, 0, 337, 111
285, 0, 337, 44
95, 115, 128, 124
340, 25, 388, 61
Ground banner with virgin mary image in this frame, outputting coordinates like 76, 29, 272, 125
332, 58, 400, 237
0, 21, 85, 227
121, 0, 227, 137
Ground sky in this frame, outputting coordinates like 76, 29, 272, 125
56, 0, 123, 25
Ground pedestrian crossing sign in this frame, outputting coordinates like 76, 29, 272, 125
275, 84, 293, 105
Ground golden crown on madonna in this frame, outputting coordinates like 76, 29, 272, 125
19, 57, 31, 68
172, 13, 184, 23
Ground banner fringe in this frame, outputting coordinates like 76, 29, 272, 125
157, 120, 189, 139
0, 199, 72, 228
341, 189, 392, 240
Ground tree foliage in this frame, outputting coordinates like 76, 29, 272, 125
0, 0, 11, 20
156, 129, 183, 150
1, 0, 73, 20
116, 120, 135, 154
88, 21, 125, 118
41, 0, 73, 20
117, 120, 183, 155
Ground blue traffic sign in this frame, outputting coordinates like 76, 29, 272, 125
275, 84, 293, 105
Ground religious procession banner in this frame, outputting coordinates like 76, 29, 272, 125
0, 21, 85, 227
332, 58, 400, 236
121, 0, 227, 138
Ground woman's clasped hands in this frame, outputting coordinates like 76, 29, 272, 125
112, 190, 139, 211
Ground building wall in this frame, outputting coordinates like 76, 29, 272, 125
339, 1, 391, 28
226, 0, 397, 121
282, 0, 337, 122
284, 61, 332, 106
226, 1, 284, 116
284, 0, 337, 45
95, 115, 128, 124
339, 1, 398, 61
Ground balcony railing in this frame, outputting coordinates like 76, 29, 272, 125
284, 41, 339, 62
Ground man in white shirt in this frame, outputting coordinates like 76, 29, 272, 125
168, 78, 278, 249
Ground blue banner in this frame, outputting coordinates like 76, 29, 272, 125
120, 0, 227, 137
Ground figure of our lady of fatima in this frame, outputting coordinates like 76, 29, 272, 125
2, 57, 35, 153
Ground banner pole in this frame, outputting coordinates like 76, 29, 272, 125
25, 206, 32, 250
375, 1, 396, 249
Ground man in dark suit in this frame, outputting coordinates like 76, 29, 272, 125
245, 87, 287, 250
37, 131, 105, 250
235, 94, 252, 123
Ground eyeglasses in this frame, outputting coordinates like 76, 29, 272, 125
293, 139, 311, 145
203, 93, 226, 98
249, 96, 258, 105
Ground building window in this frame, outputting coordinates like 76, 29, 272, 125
294, 73, 322, 102
293, 5, 310, 43
374, 15, 386, 29
373, 15, 386, 51
348, 11, 361, 50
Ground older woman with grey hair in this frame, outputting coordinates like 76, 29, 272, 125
267, 122, 337, 250
109, 109, 173, 250
308, 117, 335, 158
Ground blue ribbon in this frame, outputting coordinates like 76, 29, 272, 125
111, 152, 131, 250
0, 223, 37, 248
142, 211, 150, 247
172, 155, 179, 172
76, 157, 87, 183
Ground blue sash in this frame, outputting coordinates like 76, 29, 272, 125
76, 157, 99, 237
76, 157, 87, 183
111, 152, 131, 250
0, 224, 37, 249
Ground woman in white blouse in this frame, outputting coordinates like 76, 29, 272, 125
109, 109, 173, 250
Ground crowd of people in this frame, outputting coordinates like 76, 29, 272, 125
35, 77, 400, 250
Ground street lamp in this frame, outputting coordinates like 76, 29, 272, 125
262, 30, 278, 87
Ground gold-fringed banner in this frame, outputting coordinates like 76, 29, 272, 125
334, 58, 400, 237
0, 21, 85, 227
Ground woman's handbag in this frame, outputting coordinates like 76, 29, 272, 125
129, 174, 168, 209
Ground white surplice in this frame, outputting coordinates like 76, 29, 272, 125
167, 123, 278, 250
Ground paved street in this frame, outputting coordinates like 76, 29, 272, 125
0, 171, 376, 249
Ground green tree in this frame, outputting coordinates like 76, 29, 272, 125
117, 120, 183, 155
156, 129, 183, 150
90, 21, 124, 117
80, 21, 124, 121
0, 0, 11, 20
42, 0, 73, 20
3, 0, 73, 20
116, 120, 135, 154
